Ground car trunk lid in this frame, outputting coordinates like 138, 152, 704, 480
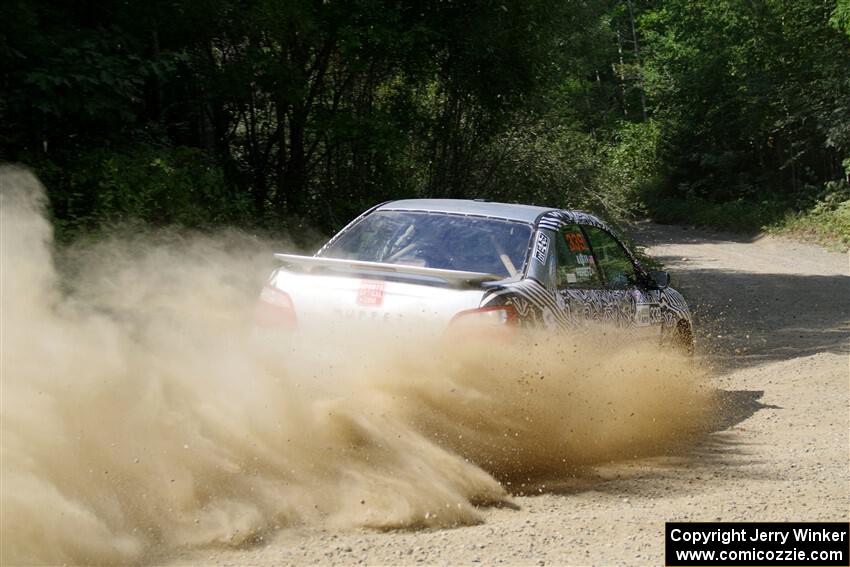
261, 255, 503, 336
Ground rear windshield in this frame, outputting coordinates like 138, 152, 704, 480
319, 210, 533, 277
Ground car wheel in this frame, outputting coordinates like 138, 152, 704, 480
673, 319, 694, 356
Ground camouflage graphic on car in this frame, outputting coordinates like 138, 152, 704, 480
481, 209, 692, 344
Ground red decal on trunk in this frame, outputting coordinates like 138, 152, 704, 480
357, 280, 385, 306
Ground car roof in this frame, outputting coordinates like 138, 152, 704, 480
376, 199, 559, 224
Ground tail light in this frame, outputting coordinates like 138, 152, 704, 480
448, 304, 518, 340
254, 285, 297, 328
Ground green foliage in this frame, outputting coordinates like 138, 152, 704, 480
597, 120, 663, 215
832, 0, 850, 37
471, 121, 600, 209
23, 33, 160, 123
643, 179, 850, 249
638, 0, 850, 201
771, 166, 850, 250
33, 145, 248, 241
646, 195, 790, 231
92, 147, 246, 225
645, 152, 850, 248
1, 0, 848, 248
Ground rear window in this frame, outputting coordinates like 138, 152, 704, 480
319, 210, 533, 277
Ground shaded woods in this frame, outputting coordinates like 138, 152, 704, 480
1, 0, 849, 240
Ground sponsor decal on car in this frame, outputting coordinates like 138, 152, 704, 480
357, 280, 385, 306
575, 266, 593, 279
565, 232, 588, 252
534, 232, 550, 264
333, 307, 404, 322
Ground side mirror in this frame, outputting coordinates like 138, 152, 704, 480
648, 270, 670, 289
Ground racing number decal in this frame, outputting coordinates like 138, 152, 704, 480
564, 232, 587, 252
357, 280, 385, 306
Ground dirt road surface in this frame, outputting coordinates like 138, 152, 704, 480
171, 225, 849, 566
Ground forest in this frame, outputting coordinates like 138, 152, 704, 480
2, 0, 849, 245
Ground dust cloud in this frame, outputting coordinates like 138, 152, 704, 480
1, 166, 708, 565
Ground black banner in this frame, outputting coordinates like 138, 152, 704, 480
666, 522, 849, 566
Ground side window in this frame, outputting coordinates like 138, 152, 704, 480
556, 225, 602, 288
582, 226, 637, 289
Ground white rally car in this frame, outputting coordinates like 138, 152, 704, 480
256, 199, 693, 349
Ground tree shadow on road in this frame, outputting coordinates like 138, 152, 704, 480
519, 389, 783, 498
628, 222, 848, 371
706, 389, 781, 433
630, 222, 766, 246
663, 268, 849, 371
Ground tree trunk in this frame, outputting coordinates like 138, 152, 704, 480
625, 0, 648, 121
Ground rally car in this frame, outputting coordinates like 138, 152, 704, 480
256, 199, 694, 351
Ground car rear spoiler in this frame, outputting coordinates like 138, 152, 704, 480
274, 253, 503, 288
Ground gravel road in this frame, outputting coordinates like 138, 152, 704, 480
171, 225, 849, 566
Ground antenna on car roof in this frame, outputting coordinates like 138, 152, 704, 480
472, 198, 490, 202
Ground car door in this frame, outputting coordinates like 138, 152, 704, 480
579, 224, 663, 336
552, 224, 608, 325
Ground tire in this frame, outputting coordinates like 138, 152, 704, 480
673, 319, 695, 356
